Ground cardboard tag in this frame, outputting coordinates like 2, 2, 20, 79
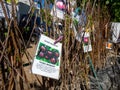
32, 34, 62, 80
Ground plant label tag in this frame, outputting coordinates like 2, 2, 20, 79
32, 34, 62, 80
111, 22, 120, 43
83, 32, 92, 52
51, 0, 66, 20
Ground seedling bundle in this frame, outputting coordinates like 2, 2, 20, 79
0, 0, 119, 90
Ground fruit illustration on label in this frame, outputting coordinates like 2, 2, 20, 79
45, 55, 49, 59
50, 57, 57, 64
37, 43, 60, 65
54, 51, 59, 58
46, 50, 53, 59
39, 51, 44, 57
47, 51, 52, 56
40, 46, 46, 51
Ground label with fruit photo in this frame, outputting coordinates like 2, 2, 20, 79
51, 0, 67, 19
32, 34, 62, 80
83, 32, 92, 53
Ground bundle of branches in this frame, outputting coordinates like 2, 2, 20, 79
0, 0, 33, 89
0, 0, 115, 90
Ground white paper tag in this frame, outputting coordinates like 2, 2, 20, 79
111, 22, 120, 43
32, 34, 62, 80
51, 6, 65, 20
83, 32, 92, 52
51, 0, 66, 20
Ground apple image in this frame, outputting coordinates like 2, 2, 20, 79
47, 51, 52, 56
39, 51, 44, 57
40, 46, 46, 51
50, 57, 57, 64
44, 50, 53, 60
46, 50, 53, 58
54, 51, 59, 58
45, 55, 49, 59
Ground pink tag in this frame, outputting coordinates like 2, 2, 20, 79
54, 36, 63, 44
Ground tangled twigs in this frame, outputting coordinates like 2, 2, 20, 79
0, 19, 12, 62
0, 0, 114, 89
0, 1, 31, 89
